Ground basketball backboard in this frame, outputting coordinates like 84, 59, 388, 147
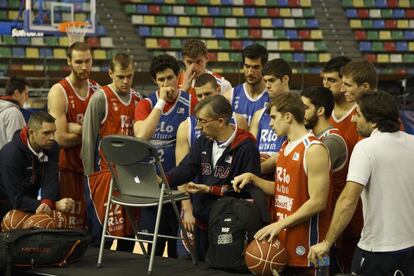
24, 0, 96, 34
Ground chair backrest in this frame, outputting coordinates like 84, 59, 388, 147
100, 135, 163, 198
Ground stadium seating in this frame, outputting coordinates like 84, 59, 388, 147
342, 0, 414, 73
0, 0, 112, 73
123, 0, 329, 73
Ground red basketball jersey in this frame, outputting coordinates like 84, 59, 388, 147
98, 85, 140, 171
274, 134, 332, 267
329, 105, 360, 154
58, 78, 100, 173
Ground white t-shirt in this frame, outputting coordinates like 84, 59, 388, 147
347, 129, 414, 252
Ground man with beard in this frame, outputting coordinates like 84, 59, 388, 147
0, 111, 74, 219
82, 53, 140, 251
177, 39, 232, 99
309, 92, 414, 276
165, 95, 268, 261
301, 86, 348, 274
224, 43, 269, 125
48, 42, 100, 229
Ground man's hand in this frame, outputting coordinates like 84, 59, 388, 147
67, 122, 82, 135
308, 240, 332, 267
159, 87, 175, 102
232, 172, 255, 193
56, 198, 75, 213
36, 203, 52, 215
187, 183, 209, 194
182, 208, 196, 232
181, 64, 197, 92
254, 221, 284, 242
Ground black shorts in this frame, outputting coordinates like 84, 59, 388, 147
351, 246, 414, 276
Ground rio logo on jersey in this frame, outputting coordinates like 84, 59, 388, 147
155, 121, 174, 133
276, 167, 290, 184
260, 129, 278, 143
120, 115, 133, 135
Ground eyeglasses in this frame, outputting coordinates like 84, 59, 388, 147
195, 117, 219, 125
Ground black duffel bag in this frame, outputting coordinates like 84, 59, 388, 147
0, 228, 90, 275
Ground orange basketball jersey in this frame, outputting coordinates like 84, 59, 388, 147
329, 105, 360, 154
58, 78, 100, 173
274, 134, 331, 267
98, 85, 140, 171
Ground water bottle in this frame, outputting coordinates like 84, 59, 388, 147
316, 255, 330, 276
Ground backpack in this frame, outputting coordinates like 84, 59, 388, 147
206, 196, 263, 273
0, 228, 90, 276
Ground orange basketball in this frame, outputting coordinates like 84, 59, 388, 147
50, 210, 68, 228
1, 209, 31, 231
23, 214, 56, 229
245, 239, 288, 276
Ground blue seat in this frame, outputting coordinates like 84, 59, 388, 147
213, 28, 224, 38
359, 41, 372, 51
40, 48, 53, 58
138, 26, 150, 36
12, 47, 25, 57
208, 7, 220, 16
396, 42, 408, 51
221, 0, 232, 4
17, 37, 30, 45
137, 4, 148, 13
286, 30, 298, 39
307, 19, 319, 28
242, 40, 254, 48
345, 9, 357, 18
375, 0, 387, 7
244, 8, 255, 16
393, 9, 405, 18
294, 53, 305, 62
272, 19, 284, 27
0, 1, 7, 8
167, 16, 178, 26
96, 25, 106, 36
373, 20, 385, 28
278, 0, 289, 6
405, 31, 414, 39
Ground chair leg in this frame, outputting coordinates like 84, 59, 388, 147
170, 197, 197, 265
124, 206, 148, 256
147, 184, 166, 275
97, 199, 113, 268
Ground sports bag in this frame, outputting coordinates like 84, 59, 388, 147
206, 196, 263, 272
0, 228, 90, 275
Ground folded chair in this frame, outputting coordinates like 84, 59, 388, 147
97, 135, 196, 275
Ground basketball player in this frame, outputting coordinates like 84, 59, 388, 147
250, 58, 291, 177
223, 43, 269, 125
309, 92, 414, 276
333, 59, 378, 271
48, 42, 99, 229
82, 53, 140, 251
301, 86, 348, 273
0, 111, 74, 218
233, 92, 331, 275
177, 39, 232, 98
134, 54, 197, 258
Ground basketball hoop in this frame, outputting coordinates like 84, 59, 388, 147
58, 21, 89, 45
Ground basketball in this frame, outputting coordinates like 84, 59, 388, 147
245, 239, 288, 276
50, 210, 68, 228
23, 214, 56, 229
1, 209, 31, 232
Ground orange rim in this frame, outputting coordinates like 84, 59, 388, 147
58, 21, 89, 32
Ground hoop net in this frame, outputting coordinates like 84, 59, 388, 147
58, 21, 90, 45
